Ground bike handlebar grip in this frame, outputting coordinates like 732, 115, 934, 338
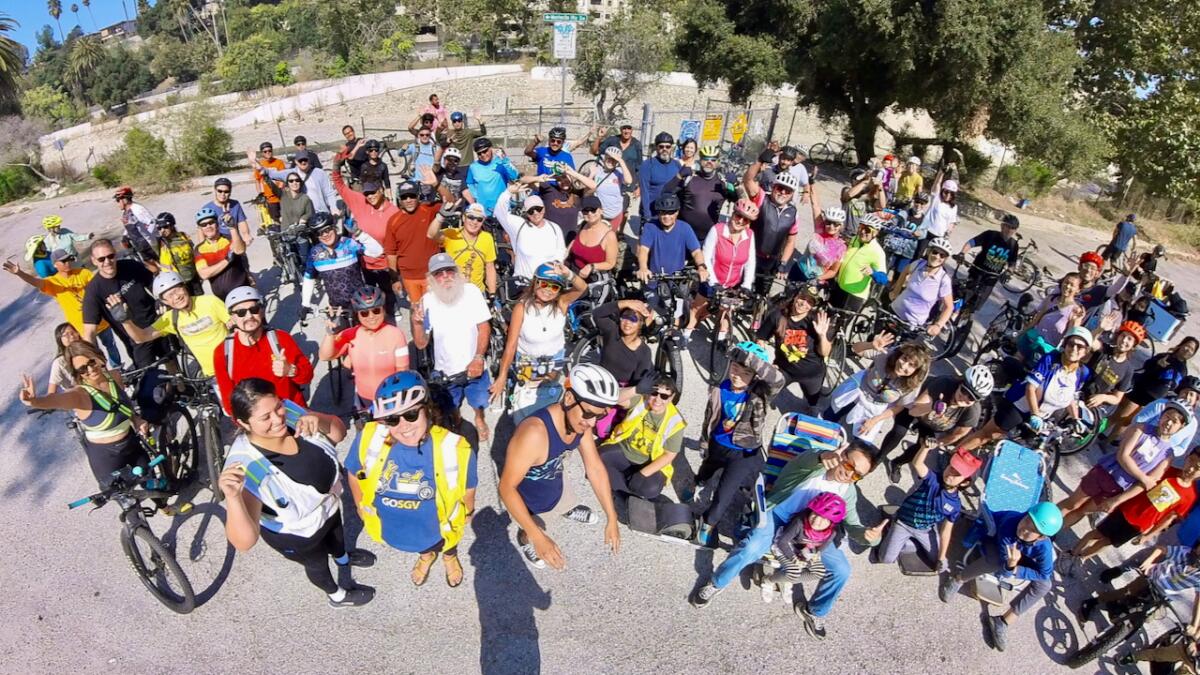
148, 454, 166, 469
67, 496, 93, 509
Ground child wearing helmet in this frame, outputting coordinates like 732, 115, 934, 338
940, 501, 1060, 651
1079, 320, 1142, 412
691, 340, 786, 547
346, 371, 477, 588
756, 492, 846, 601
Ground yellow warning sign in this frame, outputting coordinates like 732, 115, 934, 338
729, 113, 749, 143
700, 114, 724, 143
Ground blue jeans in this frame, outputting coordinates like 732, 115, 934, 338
97, 329, 123, 368
712, 513, 851, 618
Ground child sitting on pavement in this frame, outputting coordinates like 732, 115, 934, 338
756, 492, 846, 603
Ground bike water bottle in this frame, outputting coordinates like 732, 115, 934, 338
932, 394, 947, 415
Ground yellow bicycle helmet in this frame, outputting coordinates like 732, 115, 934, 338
699, 144, 720, 160
24, 234, 47, 261
42, 215, 63, 230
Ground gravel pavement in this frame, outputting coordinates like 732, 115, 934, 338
1, 170, 1195, 675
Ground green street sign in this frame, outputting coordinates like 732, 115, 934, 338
543, 12, 587, 22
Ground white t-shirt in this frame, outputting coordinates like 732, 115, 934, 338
923, 195, 957, 237
422, 284, 492, 375
495, 193, 567, 279
590, 165, 625, 219
787, 163, 811, 187
1015, 367, 1080, 416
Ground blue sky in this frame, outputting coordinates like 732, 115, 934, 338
5, 0, 151, 56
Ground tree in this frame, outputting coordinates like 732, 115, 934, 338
0, 13, 23, 114
66, 35, 104, 100
675, 0, 1102, 179
70, 4, 80, 29
215, 33, 282, 92
573, 7, 673, 122
80, 0, 96, 30
19, 84, 82, 125
86, 44, 155, 108
47, 0, 65, 41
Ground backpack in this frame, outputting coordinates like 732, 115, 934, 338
224, 330, 284, 378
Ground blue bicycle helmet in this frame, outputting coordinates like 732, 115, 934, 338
1027, 502, 1063, 536
533, 262, 568, 286
195, 206, 219, 224
731, 340, 771, 366
350, 285, 385, 311
372, 371, 428, 419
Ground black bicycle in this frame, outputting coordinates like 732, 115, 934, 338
1000, 234, 1044, 294
263, 221, 312, 288
1068, 573, 1196, 669
68, 455, 196, 613
704, 285, 755, 384
166, 371, 224, 500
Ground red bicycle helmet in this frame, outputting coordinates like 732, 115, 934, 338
1116, 320, 1147, 344
807, 491, 847, 524
1079, 251, 1104, 269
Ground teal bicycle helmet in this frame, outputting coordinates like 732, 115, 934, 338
533, 262, 568, 286
730, 340, 771, 367
1027, 502, 1063, 536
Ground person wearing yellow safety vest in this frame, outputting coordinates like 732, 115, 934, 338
347, 371, 478, 588
599, 375, 686, 500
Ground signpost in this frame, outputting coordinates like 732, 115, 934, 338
700, 114, 724, 142
728, 113, 749, 143
545, 13, 587, 124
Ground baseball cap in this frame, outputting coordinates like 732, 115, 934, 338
619, 124, 633, 130
259, 141, 273, 151
361, 181, 382, 194
523, 195, 545, 211
294, 149, 313, 162
464, 203, 487, 219
51, 248, 75, 263
949, 448, 983, 479
428, 252, 458, 274
580, 195, 602, 211
397, 181, 419, 197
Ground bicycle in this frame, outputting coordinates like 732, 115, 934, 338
1000, 234, 1044, 294
945, 256, 1006, 358
263, 221, 312, 288
848, 301, 958, 361
636, 271, 697, 392
167, 371, 225, 500
704, 285, 755, 384
68, 455, 196, 613
117, 354, 201, 486
502, 355, 567, 416
805, 131, 858, 169
970, 292, 1039, 367
379, 133, 412, 179
1066, 572, 1196, 669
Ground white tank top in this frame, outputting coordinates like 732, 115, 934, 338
517, 302, 566, 358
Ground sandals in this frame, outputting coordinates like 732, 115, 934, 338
444, 554, 464, 588
411, 552, 437, 586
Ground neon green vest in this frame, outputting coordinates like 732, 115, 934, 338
603, 398, 685, 481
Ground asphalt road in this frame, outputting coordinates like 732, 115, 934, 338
1, 173, 1196, 674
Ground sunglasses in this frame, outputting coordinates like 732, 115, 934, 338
199, 220, 218, 228
156, 224, 174, 230
287, 179, 302, 184
841, 460, 866, 482
433, 267, 457, 277
399, 194, 419, 200
381, 409, 422, 426
1064, 340, 1089, 351
297, 158, 310, 163
648, 390, 674, 401
620, 313, 640, 323
773, 185, 795, 193
94, 254, 116, 263
73, 358, 102, 377
317, 227, 337, 236
419, 134, 431, 138
57, 256, 76, 263
464, 215, 484, 222
582, 207, 599, 214
368, 148, 380, 153
535, 279, 563, 292
216, 189, 231, 194
928, 250, 948, 258
231, 303, 262, 318
656, 144, 672, 149
526, 206, 544, 214
358, 307, 384, 318
573, 401, 609, 420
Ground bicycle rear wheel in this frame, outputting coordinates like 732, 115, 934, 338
158, 406, 199, 485
1001, 260, 1039, 294
568, 332, 602, 368
822, 338, 850, 397
121, 526, 196, 614
655, 339, 684, 392
1064, 618, 1139, 669
927, 321, 956, 360
808, 143, 833, 165
578, 159, 599, 178
838, 147, 858, 169
200, 414, 224, 502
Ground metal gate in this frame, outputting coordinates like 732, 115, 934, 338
642, 102, 780, 159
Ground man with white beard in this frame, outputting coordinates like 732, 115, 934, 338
411, 253, 494, 442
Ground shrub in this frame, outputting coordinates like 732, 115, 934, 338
216, 34, 282, 92
0, 166, 38, 204
19, 85, 84, 128
272, 61, 295, 86
170, 103, 234, 175
996, 159, 1058, 198
100, 127, 186, 191
90, 164, 120, 187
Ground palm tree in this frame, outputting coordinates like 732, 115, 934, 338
69, 4, 81, 31
0, 14, 23, 111
47, 0, 64, 41
80, 0, 97, 31
66, 34, 103, 100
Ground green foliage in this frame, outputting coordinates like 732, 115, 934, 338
87, 45, 156, 108
0, 165, 37, 204
99, 127, 186, 191
315, 0, 406, 61
323, 54, 349, 79
90, 164, 119, 187
272, 61, 294, 86
0, 13, 22, 114
996, 160, 1058, 198
169, 103, 233, 175
379, 29, 416, 66
19, 84, 83, 126
443, 41, 466, 59
574, 7, 674, 121
149, 36, 213, 83
216, 33, 282, 92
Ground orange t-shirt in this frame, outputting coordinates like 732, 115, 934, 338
254, 157, 287, 204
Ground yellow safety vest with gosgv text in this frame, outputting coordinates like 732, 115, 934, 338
354, 422, 473, 550
603, 398, 686, 482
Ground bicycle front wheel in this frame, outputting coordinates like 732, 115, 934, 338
927, 321, 956, 360
655, 339, 684, 392
158, 406, 199, 485
1064, 618, 1139, 669
121, 526, 196, 614
568, 332, 602, 368
838, 147, 859, 170
201, 414, 224, 502
1001, 260, 1038, 294
808, 143, 833, 165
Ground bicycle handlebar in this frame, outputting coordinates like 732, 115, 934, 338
68, 454, 166, 509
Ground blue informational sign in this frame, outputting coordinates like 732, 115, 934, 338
679, 119, 701, 143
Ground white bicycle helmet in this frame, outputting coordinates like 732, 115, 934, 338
224, 285, 263, 310
859, 213, 884, 230
772, 171, 800, 192
152, 271, 185, 298
822, 207, 846, 224
568, 363, 620, 407
962, 365, 995, 400
942, 179, 959, 193
927, 237, 952, 255
1060, 326, 1093, 349
443, 147, 462, 160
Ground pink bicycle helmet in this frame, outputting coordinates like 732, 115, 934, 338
807, 492, 847, 524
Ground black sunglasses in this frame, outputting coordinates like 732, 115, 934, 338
582, 207, 599, 214
464, 215, 484, 222
572, 401, 609, 420
72, 358, 101, 377
381, 409, 422, 426
317, 226, 337, 236
399, 193, 419, 200
94, 254, 116, 263
358, 307, 384, 318
215, 189, 231, 194
287, 179, 302, 184
231, 303, 262, 318
526, 206, 544, 214
648, 390, 674, 401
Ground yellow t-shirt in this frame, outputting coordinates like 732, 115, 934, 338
40, 267, 108, 333
442, 228, 497, 292
151, 295, 230, 376
158, 234, 198, 281
895, 173, 924, 203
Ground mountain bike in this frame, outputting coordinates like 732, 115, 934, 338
166, 372, 224, 500
68, 455, 196, 614
379, 133, 412, 179
946, 256, 1006, 358
805, 131, 858, 169
705, 285, 755, 384
971, 292, 1039, 367
848, 301, 958, 360
1067, 572, 1194, 669
263, 221, 312, 288
1000, 234, 1044, 294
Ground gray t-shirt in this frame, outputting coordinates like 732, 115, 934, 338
918, 376, 982, 432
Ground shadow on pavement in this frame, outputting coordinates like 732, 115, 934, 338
470, 507, 550, 675
160, 500, 237, 607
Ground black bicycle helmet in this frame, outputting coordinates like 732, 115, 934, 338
350, 286, 385, 312
1001, 213, 1020, 229
654, 131, 674, 146
653, 193, 680, 213
849, 168, 868, 183
913, 191, 931, 204
310, 211, 336, 232
1154, 244, 1166, 257
154, 212, 176, 229
548, 126, 567, 141
780, 146, 799, 160
472, 137, 493, 153
364, 139, 381, 151
1178, 376, 1200, 394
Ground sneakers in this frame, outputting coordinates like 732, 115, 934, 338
885, 458, 902, 484
690, 582, 722, 608
563, 505, 598, 525
517, 531, 547, 569
754, 566, 776, 603
938, 574, 963, 603
347, 549, 377, 568
695, 524, 718, 548
986, 615, 1009, 651
328, 585, 375, 608
796, 602, 827, 640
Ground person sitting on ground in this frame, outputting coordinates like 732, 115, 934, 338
347, 371, 476, 589
599, 375, 686, 501
193, 206, 252, 302
957, 327, 1095, 453
755, 491, 846, 605
939, 501, 1062, 651
1057, 400, 1192, 530
153, 213, 202, 296
220, 377, 375, 607
754, 284, 832, 409
111, 271, 230, 378
691, 342, 786, 548
869, 365, 993, 483
826, 339, 931, 444
1065, 446, 1200, 571
873, 446, 981, 571
691, 441, 883, 640
214, 286, 313, 417
498, 364, 623, 571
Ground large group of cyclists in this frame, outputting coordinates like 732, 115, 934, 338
11, 90, 1200, 670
